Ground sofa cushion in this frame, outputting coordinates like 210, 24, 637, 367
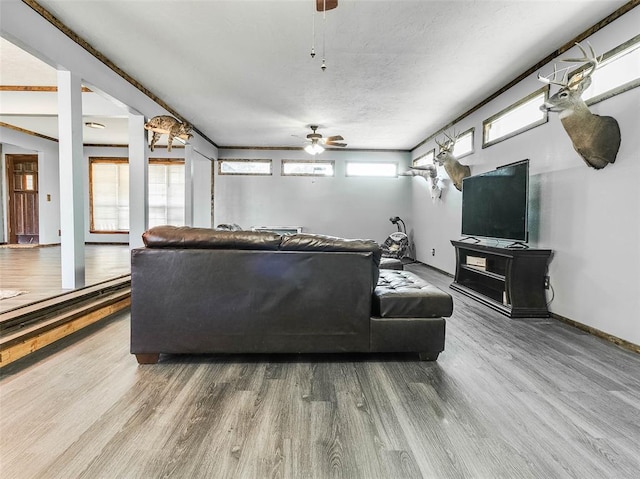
142, 225, 282, 250
380, 257, 403, 270
373, 270, 453, 318
370, 316, 445, 354
280, 233, 382, 265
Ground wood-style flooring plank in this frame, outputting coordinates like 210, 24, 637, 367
1, 263, 640, 478
0, 245, 130, 313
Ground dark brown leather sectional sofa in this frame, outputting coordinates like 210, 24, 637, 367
131, 226, 452, 364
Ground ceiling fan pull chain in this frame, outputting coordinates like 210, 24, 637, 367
310, 7, 316, 58
321, 0, 327, 71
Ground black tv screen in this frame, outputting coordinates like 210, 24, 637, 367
461, 160, 529, 242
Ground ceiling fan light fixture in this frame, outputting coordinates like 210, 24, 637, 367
85, 121, 106, 129
304, 143, 325, 155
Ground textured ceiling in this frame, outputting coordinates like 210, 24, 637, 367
0, 0, 630, 149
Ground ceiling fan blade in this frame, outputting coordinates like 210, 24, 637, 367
316, 0, 338, 12
325, 135, 344, 142
326, 142, 347, 147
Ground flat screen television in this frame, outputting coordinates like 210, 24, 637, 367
461, 159, 529, 242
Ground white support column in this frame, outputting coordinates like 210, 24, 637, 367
184, 144, 194, 226
191, 150, 213, 228
128, 113, 148, 249
57, 70, 85, 289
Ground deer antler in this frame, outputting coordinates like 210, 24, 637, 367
537, 63, 571, 87
562, 42, 600, 86
538, 42, 600, 87
435, 130, 458, 152
443, 130, 459, 143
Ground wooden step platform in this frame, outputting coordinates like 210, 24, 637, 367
0, 275, 131, 367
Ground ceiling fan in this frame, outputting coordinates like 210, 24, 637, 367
303, 125, 347, 155
316, 0, 337, 12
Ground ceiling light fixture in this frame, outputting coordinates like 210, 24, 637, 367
84, 121, 106, 129
304, 142, 325, 155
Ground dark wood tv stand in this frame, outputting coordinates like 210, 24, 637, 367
450, 240, 552, 318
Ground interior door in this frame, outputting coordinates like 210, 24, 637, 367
6, 154, 39, 244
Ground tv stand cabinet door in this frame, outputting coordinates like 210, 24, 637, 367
506, 254, 551, 317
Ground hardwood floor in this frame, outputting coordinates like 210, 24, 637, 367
1, 263, 639, 478
0, 245, 131, 312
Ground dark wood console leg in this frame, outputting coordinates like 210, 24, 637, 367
135, 353, 160, 364
418, 352, 439, 361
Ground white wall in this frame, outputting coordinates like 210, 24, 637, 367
411, 9, 640, 345
216, 149, 412, 243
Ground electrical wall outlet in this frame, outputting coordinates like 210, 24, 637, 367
431, 248, 436, 256
544, 276, 550, 289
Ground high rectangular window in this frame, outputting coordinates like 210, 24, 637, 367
583, 35, 640, 104
483, 87, 548, 148
218, 159, 272, 175
282, 160, 334, 176
345, 162, 397, 177
452, 128, 474, 158
413, 149, 435, 168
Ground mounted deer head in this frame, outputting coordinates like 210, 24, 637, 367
402, 163, 443, 201
538, 42, 621, 169
434, 131, 471, 191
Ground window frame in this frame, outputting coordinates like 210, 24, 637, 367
482, 86, 549, 149
89, 157, 129, 234
217, 159, 272, 176
89, 157, 186, 234
345, 161, 398, 178
147, 158, 186, 229
451, 128, 475, 160
577, 34, 640, 106
412, 149, 435, 168
281, 159, 335, 177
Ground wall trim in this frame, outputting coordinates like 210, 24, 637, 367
414, 260, 639, 355
0, 121, 58, 142
411, 0, 640, 152
219, 145, 410, 153
0, 85, 92, 92
552, 313, 640, 355
410, 261, 455, 278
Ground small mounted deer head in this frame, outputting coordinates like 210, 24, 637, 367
538, 42, 621, 169
434, 131, 471, 191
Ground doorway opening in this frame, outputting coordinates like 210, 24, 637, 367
6, 154, 39, 244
